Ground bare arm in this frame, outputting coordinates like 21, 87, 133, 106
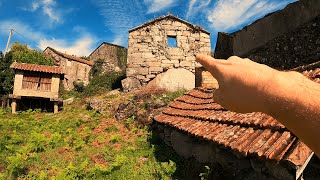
196, 54, 320, 156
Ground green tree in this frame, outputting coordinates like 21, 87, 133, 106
0, 42, 54, 95
10, 42, 54, 66
0, 51, 14, 95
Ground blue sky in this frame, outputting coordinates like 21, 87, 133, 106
0, 0, 296, 57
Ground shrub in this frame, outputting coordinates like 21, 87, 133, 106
82, 72, 125, 97
73, 81, 85, 93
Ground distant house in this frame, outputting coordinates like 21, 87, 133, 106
10, 62, 63, 114
43, 47, 93, 90
124, 14, 211, 91
88, 42, 127, 73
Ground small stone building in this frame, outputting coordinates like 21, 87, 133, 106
43, 47, 93, 90
153, 64, 320, 179
88, 42, 127, 73
10, 62, 63, 114
124, 14, 211, 90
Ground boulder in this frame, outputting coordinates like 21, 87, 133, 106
147, 68, 195, 91
121, 77, 141, 92
63, 97, 74, 105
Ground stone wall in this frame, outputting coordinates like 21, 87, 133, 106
215, 0, 320, 68
44, 48, 92, 90
247, 16, 320, 70
88, 42, 127, 73
152, 123, 296, 180
126, 16, 211, 86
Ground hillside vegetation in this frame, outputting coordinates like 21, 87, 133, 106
0, 90, 189, 179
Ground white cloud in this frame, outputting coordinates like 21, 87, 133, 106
31, 2, 40, 11
144, 0, 175, 13
112, 35, 125, 46
95, 0, 146, 46
207, 0, 292, 32
0, 20, 97, 57
23, 0, 62, 24
0, 20, 45, 42
186, 0, 211, 19
38, 35, 97, 57
43, 6, 60, 23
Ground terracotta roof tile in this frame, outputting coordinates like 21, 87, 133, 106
10, 62, 63, 74
154, 69, 320, 167
45, 47, 94, 66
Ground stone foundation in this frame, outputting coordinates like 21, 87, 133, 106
152, 123, 299, 180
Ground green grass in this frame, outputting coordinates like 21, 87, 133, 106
0, 101, 176, 179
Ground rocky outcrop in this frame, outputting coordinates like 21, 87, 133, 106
146, 68, 195, 92
121, 77, 141, 92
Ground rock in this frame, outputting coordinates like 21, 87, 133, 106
147, 68, 195, 92
106, 89, 121, 96
63, 97, 74, 105
121, 77, 141, 92
87, 98, 103, 112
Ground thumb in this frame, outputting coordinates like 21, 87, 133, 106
213, 88, 224, 104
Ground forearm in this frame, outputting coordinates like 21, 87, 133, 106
263, 71, 320, 156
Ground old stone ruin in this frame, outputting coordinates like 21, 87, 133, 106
44, 47, 93, 90
122, 14, 211, 92
88, 42, 127, 74
152, 0, 320, 179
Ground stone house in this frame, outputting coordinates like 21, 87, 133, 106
43, 47, 93, 90
153, 63, 320, 179
9, 62, 63, 114
124, 14, 211, 91
152, 2, 320, 178
88, 42, 127, 73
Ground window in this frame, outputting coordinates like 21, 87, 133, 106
22, 72, 52, 92
167, 36, 177, 47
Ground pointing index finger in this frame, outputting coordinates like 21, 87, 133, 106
196, 54, 225, 81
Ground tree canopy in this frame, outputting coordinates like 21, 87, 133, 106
0, 42, 54, 95
10, 42, 54, 66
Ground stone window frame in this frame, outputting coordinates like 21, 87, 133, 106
167, 35, 178, 48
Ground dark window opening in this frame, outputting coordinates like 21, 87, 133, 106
168, 36, 177, 47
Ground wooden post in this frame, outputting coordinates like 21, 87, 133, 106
54, 101, 58, 114
11, 99, 17, 114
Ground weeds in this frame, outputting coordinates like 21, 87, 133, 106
0, 101, 178, 179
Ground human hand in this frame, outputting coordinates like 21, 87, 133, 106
196, 54, 280, 113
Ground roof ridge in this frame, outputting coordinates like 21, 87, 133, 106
88, 42, 127, 58
10, 62, 63, 74
45, 47, 93, 66
129, 14, 210, 34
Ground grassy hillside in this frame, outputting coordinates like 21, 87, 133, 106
0, 97, 177, 179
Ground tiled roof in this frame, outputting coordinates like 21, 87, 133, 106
129, 14, 210, 34
45, 47, 94, 66
154, 69, 320, 168
10, 62, 63, 74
